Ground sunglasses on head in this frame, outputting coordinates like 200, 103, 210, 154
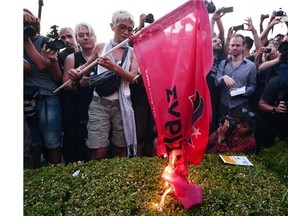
241, 108, 256, 117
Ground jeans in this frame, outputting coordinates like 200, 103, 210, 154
26, 95, 62, 149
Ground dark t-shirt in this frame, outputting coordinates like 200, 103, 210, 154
206, 58, 222, 103
58, 48, 75, 71
261, 75, 283, 106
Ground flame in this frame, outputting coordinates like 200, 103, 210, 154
155, 156, 177, 211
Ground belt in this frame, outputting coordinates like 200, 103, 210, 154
93, 96, 120, 107
93, 96, 131, 108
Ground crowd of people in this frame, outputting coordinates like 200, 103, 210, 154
206, 6, 288, 155
24, 5, 288, 169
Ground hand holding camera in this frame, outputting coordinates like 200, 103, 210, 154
275, 8, 286, 17
217, 119, 229, 140
265, 47, 272, 53
218, 115, 237, 137
275, 101, 288, 113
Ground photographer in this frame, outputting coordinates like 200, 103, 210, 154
249, 40, 280, 110
129, 13, 157, 156
206, 107, 257, 154
24, 8, 62, 168
256, 41, 288, 152
259, 11, 285, 46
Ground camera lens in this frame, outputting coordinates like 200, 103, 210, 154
51, 39, 65, 50
265, 48, 272, 53
46, 38, 66, 51
24, 25, 36, 38
145, 13, 154, 23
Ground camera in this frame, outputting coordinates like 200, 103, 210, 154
265, 47, 272, 53
24, 25, 36, 38
275, 8, 286, 16
145, 13, 154, 23
232, 24, 244, 31
276, 101, 288, 109
262, 14, 269, 19
219, 116, 237, 132
205, 0, 216, 14
43, 38, 66, 51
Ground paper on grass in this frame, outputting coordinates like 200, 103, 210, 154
219, 155, 254, 166
230, 86, 246, 97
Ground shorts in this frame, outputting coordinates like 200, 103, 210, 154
26, 95, 62, 149
86, 96, 126, 149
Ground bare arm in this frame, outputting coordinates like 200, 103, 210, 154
244, 17, 262, 51
258, 99, 288, 114
24, 37, 50, 71
260, 16, 281, 45
97, 49, 139, 83
63, 53, 75, 90
68, 43, 104, 80
41, 45, 62, 82
134, 14, 146, 32
210, 7, 225, 42
223, 27, 233, 59
258, 55, 281, 72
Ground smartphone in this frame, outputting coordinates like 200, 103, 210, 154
223, 7, 234, 13
232, 24, 244, 31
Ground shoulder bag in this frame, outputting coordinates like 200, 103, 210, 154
91, 47, 128, 97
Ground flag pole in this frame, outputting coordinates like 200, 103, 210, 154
53, 31, 141, 94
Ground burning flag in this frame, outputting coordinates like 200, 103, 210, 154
131, 0, 213, 209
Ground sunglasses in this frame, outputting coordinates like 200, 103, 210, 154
241, 108, 256, 117
116, 24, 133, 33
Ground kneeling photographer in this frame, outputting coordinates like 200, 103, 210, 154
206, 107, 257, 154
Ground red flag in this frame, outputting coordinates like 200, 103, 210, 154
132, 0, 212, 174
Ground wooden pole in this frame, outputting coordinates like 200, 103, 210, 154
53, 31, 140, 94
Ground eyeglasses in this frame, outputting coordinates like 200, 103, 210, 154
115, 24, 133, 33
241, 108, 256, 117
